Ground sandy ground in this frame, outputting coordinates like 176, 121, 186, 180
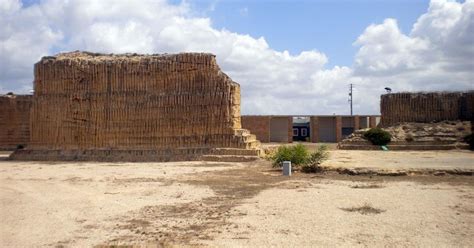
327, 150, 474, 171
0, 150, 473, 247
209, 179, 473, 247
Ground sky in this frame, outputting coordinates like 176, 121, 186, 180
188, 0, 430, 67
0, 0, 473, 115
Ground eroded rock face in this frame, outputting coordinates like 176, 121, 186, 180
12, 51, 259, 161
0, 95, 32, 150
338, 121, 471, 150
380, 92, 474, 127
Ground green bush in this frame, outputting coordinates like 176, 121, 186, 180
464, 133, 474, 150
363, 128, 392, 146
270, 144, 330, 173
271, 144, 309, 167
301, 145, 329, 173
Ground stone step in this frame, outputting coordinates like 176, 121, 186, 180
339, 140, 372, 145
201, 155, 259, 162
412, 134, 458, 138
338, 143, 470, 150
244, 140, 261, 150
340, 140, 459, 145
241, 134, 257, 143
210, 148, 260, 156
234, 128, 250, 137
415, 137, 458, 141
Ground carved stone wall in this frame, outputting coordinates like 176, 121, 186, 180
12, 52, 259, 161
0, 95, 32, 150
380, 92, 474, 127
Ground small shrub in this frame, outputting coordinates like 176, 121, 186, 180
301, 145, 329, 173
464, 133, 474, 150
271, 144, 309, 167
363, 128, 391, 146
16, 144, 25, 150
291, 144, 310, 165
270, 146, 292, 166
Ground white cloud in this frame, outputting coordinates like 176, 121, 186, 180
353, 0, 474, 95
0, 0, 473, 115
354, 19, 430, 76
0, 0, 63, 88
0, 0, 20, 13
412, 0, 474, 71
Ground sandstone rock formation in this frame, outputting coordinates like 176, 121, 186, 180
11, 52, 260, 161
338, 121, 471, 150
0, 94, 32, 150
380, 92, 474, 127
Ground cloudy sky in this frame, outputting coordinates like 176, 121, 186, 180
0, 0, 473, 115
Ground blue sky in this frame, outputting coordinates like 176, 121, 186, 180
18, 0, 434, 66
185, 0, 430, 67
1, 0, 472, 114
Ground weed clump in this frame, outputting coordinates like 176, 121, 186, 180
341, 202, 385, 215
364, 128, 392, 146
300, 145, 329, 173
270, 144, 329, 173
270, 144, 309, 167
351, 184, 384, 189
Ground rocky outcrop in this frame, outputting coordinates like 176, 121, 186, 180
11, 51, 260, 161
0, 94, 32, 150
380, 92, 474, 127
338, 121, 471, 150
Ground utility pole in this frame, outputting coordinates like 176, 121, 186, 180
348, 83, 353, 116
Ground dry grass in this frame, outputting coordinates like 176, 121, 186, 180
351, 183, 384, 189
341, 203, 386, 215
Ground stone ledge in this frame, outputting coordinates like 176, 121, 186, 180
338, 143, 470, 150
9, 148, 211, 162
201, 155, 259, 162
9, 147, 262, 162
324, 166, 473, 176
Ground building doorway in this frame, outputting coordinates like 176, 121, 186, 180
342, 117, 355, 139
293, 117, 310, 142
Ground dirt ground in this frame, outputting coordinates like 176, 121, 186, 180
0, 150, 473, 247
327, 150, 474, 171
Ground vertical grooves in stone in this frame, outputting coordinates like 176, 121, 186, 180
19, 51, 258, 160
0, 95, 32, 150
380, 92, 474, 127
